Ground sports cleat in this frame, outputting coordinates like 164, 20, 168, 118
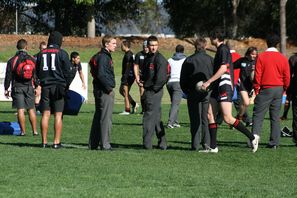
199, 146, 218, 153
251, 134, 260, 153
167, 124, 174, 129
173, 123, 181, 128
119, 111, 130, 115
53, 143, 63, 149
132, 103, 139, 114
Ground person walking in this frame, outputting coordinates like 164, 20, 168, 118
166, 44, 186, 128
252, 34, 290, 152
201, 29, 257, 153
4, 39, 39, 136
88, 35, 117, 150
35, 31, 74, 148
180, 37, 213, 150
142, 35, 168, 150
233, 47, 258, 123
119, 40, 138, 115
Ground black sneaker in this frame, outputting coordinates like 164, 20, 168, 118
41, 143, 48, 148
52, 143, 63, 149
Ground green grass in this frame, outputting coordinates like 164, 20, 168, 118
0, 101, 296, 197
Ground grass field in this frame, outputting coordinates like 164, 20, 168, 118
0, 101, 296, 197
1, 44, 297, 197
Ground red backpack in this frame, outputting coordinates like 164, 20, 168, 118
12, 55, 35, 80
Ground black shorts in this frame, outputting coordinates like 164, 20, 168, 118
211, 84, 233, 102
121, 77, 135, 86
11, 86, 35, 109
40, 86, 65, 113
237, 81, 253, 93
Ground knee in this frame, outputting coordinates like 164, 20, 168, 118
223, 115, 233, 125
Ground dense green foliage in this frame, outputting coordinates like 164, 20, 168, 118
163, 0, 297, 40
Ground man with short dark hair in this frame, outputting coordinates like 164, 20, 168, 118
134, 40, 149, 113
119, 40, 137, 115
180, 37, 213, 150
4, 39, 39, 136
252, 34, 290, 152
36, 31, 74, 148
142, 35, 168, 150
70, 51, 86, 90
201, 30, 256, 153
166, 44, 186, 128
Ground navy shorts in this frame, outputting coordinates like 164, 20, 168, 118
40, 86, 65, 113
11, 86, 35, 109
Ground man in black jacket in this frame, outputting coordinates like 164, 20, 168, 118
180, 37, 213, 150
4, 39, 39, 136
36, 31, 74, 148
89, 35, 117, 150
142, 35, 168, 150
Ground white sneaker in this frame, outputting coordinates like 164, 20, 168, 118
132, 103, 139, 114
173, 123, 181, 128
251, 134, 260, 153
119, 111, 130, 115
199, 147, 218, 153
167, 124, 174, 129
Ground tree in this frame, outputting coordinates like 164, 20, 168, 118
75, 0, 95, 38
280, 0, 287, 55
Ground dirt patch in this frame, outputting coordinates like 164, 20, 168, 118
1, 34, 296, 56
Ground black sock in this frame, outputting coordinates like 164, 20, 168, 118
209, 123, 217, 149
233, 119, 254, 141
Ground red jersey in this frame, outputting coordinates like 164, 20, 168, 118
231, 50, 241, 85
254, 48, 290, 94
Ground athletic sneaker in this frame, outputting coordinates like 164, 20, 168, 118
167, 124, 174, 129
119, 111, 130, 115
132, 103, 139, 114
199, 146, 218, 153
251, 134, 260, 153
173, 123, 181, 128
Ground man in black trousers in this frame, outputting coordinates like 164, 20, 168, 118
142, 35, 168, 150
180, 37, 213, 150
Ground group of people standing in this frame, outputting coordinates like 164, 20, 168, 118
4, 31, 85, 149
4, 30, 296, 152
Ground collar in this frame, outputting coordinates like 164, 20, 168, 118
266, 47, 278, 52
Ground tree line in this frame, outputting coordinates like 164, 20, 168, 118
0, 0, 296, 41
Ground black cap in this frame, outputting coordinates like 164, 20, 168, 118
48, 31, 63, 47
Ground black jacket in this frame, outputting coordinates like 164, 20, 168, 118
288, 53, 297, 96
142, 51, 168, 92
4, 50, 38, 90
91, 48, 115, 93
180, 50, 213, 94
36, 45, 74, 88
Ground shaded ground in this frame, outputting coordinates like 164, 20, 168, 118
1, 34, 297, 56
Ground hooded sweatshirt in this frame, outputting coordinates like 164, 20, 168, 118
167, 52, 187, 83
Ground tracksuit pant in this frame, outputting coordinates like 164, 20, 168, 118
166, 82, 182, 125
252, 86, 283, 146
89, 89, 114, 150
142, 88, 167, 149
187, 91, 210, 150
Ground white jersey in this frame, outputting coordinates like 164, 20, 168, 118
167, 57, 186, 83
